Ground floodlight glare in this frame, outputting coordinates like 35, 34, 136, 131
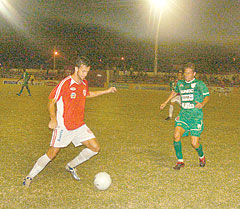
151, 0, 167, 9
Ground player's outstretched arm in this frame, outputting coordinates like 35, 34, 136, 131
48, 98, 58, 129
87, 87, 117, 98
160, 91, 177, 110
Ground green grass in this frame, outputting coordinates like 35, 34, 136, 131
0, 84, 239, 209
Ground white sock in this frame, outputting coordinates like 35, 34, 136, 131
28, 154, 51, 178
169, 105, 174, 118
178, 159, 184, 162
67, 148, 98, 168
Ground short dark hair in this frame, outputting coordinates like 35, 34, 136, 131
184, 62, 195, 72
76, 56, 90, 68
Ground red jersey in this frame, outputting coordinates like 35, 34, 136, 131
49, 76, 89, 130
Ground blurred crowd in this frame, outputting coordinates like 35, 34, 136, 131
1, 67, 239, 87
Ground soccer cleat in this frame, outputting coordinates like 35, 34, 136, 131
199, 156, 206, 167
65, 165, 80, 181
16, 93, 21, 96
173, 162, 185, 170
23, 176, 33, 187
165, 117, 172, 120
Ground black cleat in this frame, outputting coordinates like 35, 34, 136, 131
165, 117, 172, 120
199, 156, 206, 167
173, 162, 185, 170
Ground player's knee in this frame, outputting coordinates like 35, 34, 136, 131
90, 144, 100, 153
191, 141, 199, 148
174, 133, 181, 141
46, 147, 60, 160
87, 139, 100, 152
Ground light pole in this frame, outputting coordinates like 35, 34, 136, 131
150, 0, 167, 76
53, 46, 58, 71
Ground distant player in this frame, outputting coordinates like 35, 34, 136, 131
165, 71, 182, 120
29, 74, 35, 85
16, 68, 31, 96
23, 57, 117, 187
160, 63, 209, 170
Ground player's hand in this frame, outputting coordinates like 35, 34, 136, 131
48, 118, 58, 129
160, 103, 167, 110
107, 87, 117, 93
195, 101, 203, 109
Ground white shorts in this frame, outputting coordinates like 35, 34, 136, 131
171, 95, 181, 105
50, 124, 96, 148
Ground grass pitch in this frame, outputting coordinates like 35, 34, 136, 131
0, 84, 239, 209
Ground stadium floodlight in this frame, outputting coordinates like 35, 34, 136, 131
150, 0, 167, 9
0, 0, 24, 31
0, 0, 11, 19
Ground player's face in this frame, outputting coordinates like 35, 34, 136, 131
77, 65, 90, 80
184, 68, 196, 82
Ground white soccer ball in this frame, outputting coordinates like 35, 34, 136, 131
94, 172, 112, 191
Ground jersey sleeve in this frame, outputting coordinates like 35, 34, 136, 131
174, 81, 180, 93
199, 81, 210, 98
49, 82, 63, 101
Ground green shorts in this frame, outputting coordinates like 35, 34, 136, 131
175, 115, 204, 137
22, 82, 29, 87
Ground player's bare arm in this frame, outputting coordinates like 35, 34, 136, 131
48, 98, 58, 129
160, 91, 178, 110
87, 87, 117, 98
195, 96, 209, 109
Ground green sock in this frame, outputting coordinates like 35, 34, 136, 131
196, 144, 204, 158
19, 86, 24, 94
173, 141, 183, 160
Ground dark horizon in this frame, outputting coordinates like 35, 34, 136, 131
0, 0, 239, 71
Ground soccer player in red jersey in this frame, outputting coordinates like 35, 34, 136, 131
23, 57, 117, 187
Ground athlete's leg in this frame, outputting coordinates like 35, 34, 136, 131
46, 146, 61, 160
17, 86, 24, 95
24, 147, 60, 180
82, 138, 100, 152
173, 126, 185, 162
26, 85, 31, 96
190, 135, 205, 165
169, 102, 174, 118
190, 135, 206, 167
67, 138, 99, 168
190, 136, 200, 149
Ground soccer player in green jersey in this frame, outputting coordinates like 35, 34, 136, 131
160, 63, 209, 170
16, 69, 31, 96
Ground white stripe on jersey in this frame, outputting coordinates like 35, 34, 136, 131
54, 76, 71, 101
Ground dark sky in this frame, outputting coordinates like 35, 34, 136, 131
0, 0, 239, 67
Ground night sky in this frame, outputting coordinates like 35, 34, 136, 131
0, 0, 239, 68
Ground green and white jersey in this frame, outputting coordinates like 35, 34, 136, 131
175, 78, 209, 119
169, 79, 178, 91
169, 81, 175, 91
